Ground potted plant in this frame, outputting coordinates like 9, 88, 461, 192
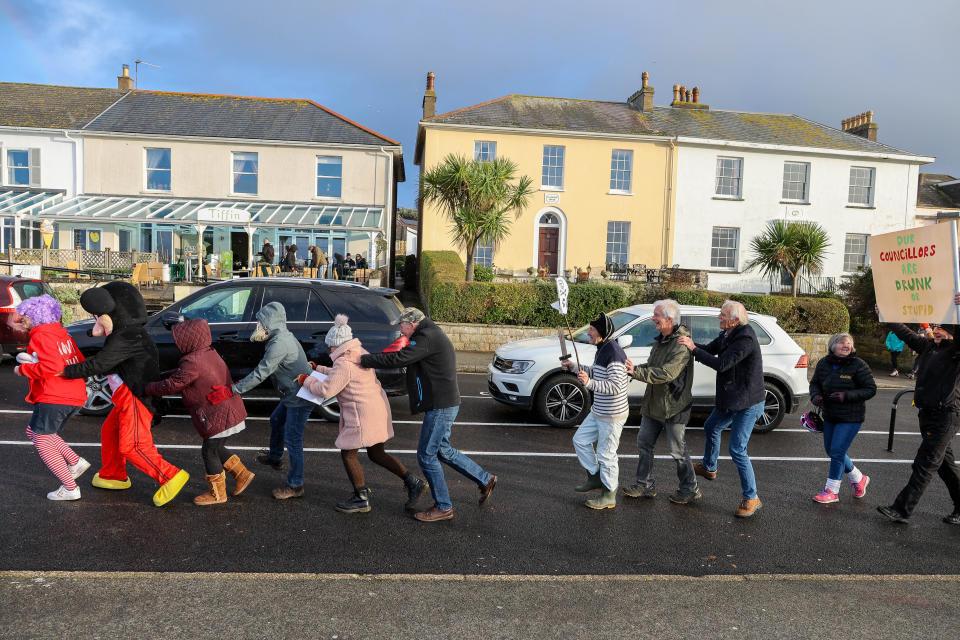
526, 266, 536, 276
578, 264, 591, 282
600, 269, 610, 279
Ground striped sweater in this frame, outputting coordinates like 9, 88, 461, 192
581, 339, 630, 417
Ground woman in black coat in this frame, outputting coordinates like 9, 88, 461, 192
809, 332, 877, 504
282, 245, 299, 272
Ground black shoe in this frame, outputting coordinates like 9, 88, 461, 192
622, 483, 657, 499
336, 488, 371, 513
403, 474, 428, 511
877, 505, 909, 523
256, 450, 283, 470
944, 511, 960, 525
669, 488, 703, 505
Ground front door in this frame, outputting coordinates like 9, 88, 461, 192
538, 227, 559, 275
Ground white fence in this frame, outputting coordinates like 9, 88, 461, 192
5, 246, 157, 271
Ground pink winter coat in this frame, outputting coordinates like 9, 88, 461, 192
304, 338, 393, 450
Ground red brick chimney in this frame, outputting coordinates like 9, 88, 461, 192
117, 64, 133, 90
422, 72, 436, 119
841, 110, 878, 141
627, 71, 656, 112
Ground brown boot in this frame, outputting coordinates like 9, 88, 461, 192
194, 472, 227, 506
223, 455, 255, 496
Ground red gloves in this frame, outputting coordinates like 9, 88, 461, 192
296, 374, 309, 386
207, 385, 233, 404
383, 335, 410, 353
308, 361, 317, 370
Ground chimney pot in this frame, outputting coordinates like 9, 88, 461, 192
426, 71, 435, 91
679, 86, 687, 102
422, 71, 437, 119
641, 71, 649, 88
672, 85, 680, 104
692, 87, 700, 104
685, 89, 692, 102
866, 110, 873, 123
117, 64, 134, 91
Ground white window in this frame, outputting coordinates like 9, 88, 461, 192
474, 239, 494, 267
232, 152, 258, 195
606, 221, 630, 265
781, 161, 810, 201
715, 157, 743, 198
843, 234, 869, 272
848, 167, 875, 206
474, 141, 496, 162
316, 156, 342, 198
609, 150, 632, 193
7, 149, 40, 186
72, 228, 102, 251
711, 227, 739, 269
541, 145, 564, 189
145, 148, 171, 191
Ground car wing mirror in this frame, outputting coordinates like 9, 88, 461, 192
161, 310, 184, 329
617, 334, 633, 349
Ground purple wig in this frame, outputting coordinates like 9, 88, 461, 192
16, 294, 63, 326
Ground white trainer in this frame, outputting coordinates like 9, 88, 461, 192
68, 457, 91, 480
47, 485, 81, 501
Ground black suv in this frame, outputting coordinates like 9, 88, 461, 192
67, 278, 405, 421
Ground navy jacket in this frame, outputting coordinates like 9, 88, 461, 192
809, 353, 876, 423
692, 323, 765, 412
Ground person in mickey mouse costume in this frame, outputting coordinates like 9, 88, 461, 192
61, 281, 190, 506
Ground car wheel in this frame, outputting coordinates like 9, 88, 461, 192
754, 381, 786, 433
535, 374, 590, 428
316, 399, 340, 422
80, 375, 114, 416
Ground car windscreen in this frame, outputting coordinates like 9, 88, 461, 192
570, 311, 639, 344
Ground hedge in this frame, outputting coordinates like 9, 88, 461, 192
668, 289, 849, 334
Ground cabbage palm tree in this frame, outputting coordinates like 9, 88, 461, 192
746, 220, 830, 297
420, 154, 534, 281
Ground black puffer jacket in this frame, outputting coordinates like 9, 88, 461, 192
360, 318, 459, 414
890, 323, 960, 412
809, 352, 876, 423
692, 323, 765, 413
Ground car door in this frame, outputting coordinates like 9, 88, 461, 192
682, 314, 720, 401
618, 316, 661, 400
258, 282, 332, 365
176, 282, 259, 377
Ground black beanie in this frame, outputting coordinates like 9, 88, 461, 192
590, 313, 613, 341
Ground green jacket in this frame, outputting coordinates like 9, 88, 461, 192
630, 324, 694, 422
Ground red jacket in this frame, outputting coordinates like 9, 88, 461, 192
144, 318, 246, 439
19, 323, 87, 406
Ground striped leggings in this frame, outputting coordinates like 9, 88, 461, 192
26, 427, 81, 490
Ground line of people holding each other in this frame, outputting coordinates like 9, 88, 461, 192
15, 281, 494, 522
256, 238, 366, 279
564, 296, 960, 527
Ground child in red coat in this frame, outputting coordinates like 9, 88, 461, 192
13, 294, 90, 500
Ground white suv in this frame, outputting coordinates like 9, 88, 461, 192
487, 304, 810, 432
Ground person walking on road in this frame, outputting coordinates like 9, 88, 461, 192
297, 314, 428, 514
232, 302, 314, 500
877, 294, 960, 525
885, 330, 905, 377
808, 333, 876, 504
622, 299, 700, 505
678, 300, 765, 518
563, 312, 630, 510
351, 307, 496, 522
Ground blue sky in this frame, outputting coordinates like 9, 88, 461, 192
1, 0, 957, 208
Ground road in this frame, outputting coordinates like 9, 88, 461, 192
1, 363, 958, 638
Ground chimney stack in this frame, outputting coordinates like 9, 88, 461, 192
672, 85, 680, 104
117, 64, 133, 91
841, 110, 878, 141
422, 72, 436, 119
627, 71, 656, 112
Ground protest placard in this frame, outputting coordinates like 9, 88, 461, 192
870, 221, 960, 324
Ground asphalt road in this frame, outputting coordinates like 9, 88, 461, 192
1, 363, 958, 637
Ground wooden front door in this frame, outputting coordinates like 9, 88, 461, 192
538, 227, 559, 275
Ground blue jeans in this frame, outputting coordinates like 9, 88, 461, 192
702, 401, 764, 499
418, 406, 491, 511
268, 402, 313, 488
822, 420, 860, 481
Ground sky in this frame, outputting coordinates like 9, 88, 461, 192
1, 0, 957, 209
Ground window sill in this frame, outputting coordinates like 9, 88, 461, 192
313, 196, 343, 202
540, 186, 565, 192
229, 193, 260, 199
845, 205, 876, 210
607, 190, 633, 196
707, 268, 740, 273
712, 196, 744, 201
780, 200, 810, 205
141, 190, 172, 195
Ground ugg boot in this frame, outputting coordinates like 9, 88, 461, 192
586, 487, 617, 510
403, 473, 428, 511
336, 487, 372, 513
194, 472, 227, 506
575, 470, 603, 493
223, 455, 255, 496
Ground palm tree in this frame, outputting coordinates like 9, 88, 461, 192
420, 154, 534, 281
746, 220, 831, 297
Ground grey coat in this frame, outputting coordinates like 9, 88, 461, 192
233, 302, 313, 407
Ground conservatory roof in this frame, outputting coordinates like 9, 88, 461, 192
35, 195, 384, 230
0, 188, 66, 216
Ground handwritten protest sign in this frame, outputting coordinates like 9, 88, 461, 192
870, 221, 960, 324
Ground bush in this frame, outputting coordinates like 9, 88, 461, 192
666, 289, 849, 334
50, 285, 82, 325
394, 256, 406, 278
838, 267, 878, 337
473, 264, 495, 282
403, 254, 419, 291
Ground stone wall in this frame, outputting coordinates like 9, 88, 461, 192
787, 333, 831, 370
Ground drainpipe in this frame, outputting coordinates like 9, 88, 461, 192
61, 130, 80, 196
662, 139, 678, 268
377, 146, 395, 283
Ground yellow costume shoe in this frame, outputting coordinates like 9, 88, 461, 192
91, 473, 132, 490
152, 469, 190, 507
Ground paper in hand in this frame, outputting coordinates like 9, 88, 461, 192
296, 371, 338, 407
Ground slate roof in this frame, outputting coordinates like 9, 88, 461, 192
424, 95, 922, 157
918, 173, 960, 209
0, 82, 125, 129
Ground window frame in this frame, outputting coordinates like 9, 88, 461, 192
231, 151, 259, 196
848, 166, 875, 206
315, 155, 343, 199
6, 148, 30, 186
781, 161, 810, 202
144, 147, 172, 192
710, 226, 740, 270
609, 149, 633, 194
541, 145, 565, 190
72, 227, 103, 251
714, 156, 743, 198
605, 221, 630, 266
473, 141, 497, 162
474, 238, 494, 267
843, 233, 869, 272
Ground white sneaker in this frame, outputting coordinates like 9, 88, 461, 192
68, 457, 91, 480
47, 485, 81, 501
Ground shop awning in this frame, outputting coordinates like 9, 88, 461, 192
35, 195, 384, 231
0, 189, 66, 216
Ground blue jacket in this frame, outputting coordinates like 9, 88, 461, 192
885, 331, 905, 352
692, 323, 765, 413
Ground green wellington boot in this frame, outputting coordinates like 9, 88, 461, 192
586, 488, 617, 510
575, 471, 603, 493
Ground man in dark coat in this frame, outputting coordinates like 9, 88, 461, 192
351, 307, 497, 522
260, 239, 275, 265
678, 300, 765, 518
61, 281, 189, 507
282, 244, 299, 272
878, 293, 960, 525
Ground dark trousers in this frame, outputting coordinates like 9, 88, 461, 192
893, 409, 960, 516
890, 351, 900, 370
201, 437, 233, 475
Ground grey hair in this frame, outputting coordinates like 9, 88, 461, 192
653, 299, 681, 325
828, 332, 854, 354
721, 300, 749, 325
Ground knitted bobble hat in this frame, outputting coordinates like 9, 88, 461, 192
325, 314, 353, 347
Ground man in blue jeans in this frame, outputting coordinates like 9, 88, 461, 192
678, 300, 765, 518
353, 307, 496, 522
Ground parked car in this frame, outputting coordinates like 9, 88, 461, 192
487, 304, 809, 432
67, 278, 406, 421
0, 275, 56, 356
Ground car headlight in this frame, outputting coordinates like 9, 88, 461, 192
500, 359, 534, 374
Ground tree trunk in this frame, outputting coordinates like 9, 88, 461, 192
789, 267, 799, 297
465, 237, 476, 282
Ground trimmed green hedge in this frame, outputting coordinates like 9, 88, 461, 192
668, 289, 849, 334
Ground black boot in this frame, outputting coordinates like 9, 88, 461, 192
575, 471, 603, 493
336, 488, 372, 513
403, 473, 428, 511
